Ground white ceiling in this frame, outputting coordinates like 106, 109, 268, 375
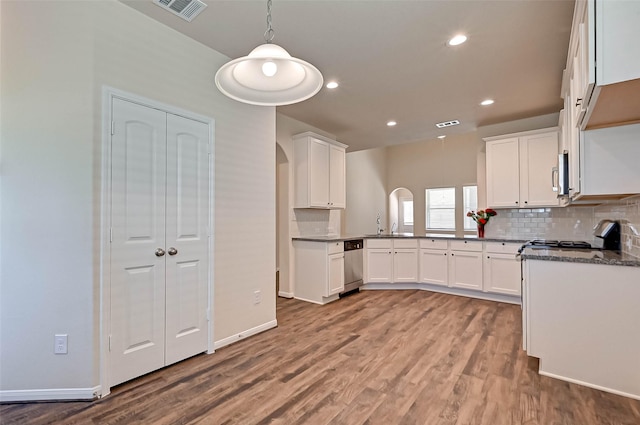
122, 0, 575, 152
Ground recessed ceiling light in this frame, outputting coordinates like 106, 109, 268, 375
448, 34, 467, 46
326, 81, 339, 89
480, 99, 495, 106
387, 121, 397, 127
437, 135, 446, 139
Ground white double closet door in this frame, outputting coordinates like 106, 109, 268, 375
110, 98, 210, 387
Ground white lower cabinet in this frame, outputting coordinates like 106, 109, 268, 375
293, 240, 344, 304
365, 248, 393, 283
448, 240, 483, 290
523, 259, 640, 399
419, 239, 448, 286
483, 242, 521, 296
365, 238, 521, 302
327, 252, 345, 296
364, 239, 418, 284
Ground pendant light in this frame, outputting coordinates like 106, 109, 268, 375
215, 0, 324, 106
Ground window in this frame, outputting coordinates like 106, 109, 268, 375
425, 187, 455, 230
463, 185, 478, 231
400, 198, 414, 226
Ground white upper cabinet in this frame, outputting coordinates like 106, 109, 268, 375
293, 132, 347, 209
485, 129, 559, 209
564, 0, 640, 130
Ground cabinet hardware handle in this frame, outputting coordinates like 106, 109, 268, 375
524, 201, 528, 204
487, 256, 490, 259
451, 253, 455, 256
515, 201, 519, 204
443, 253, 447, 256
576, 98, 582, 107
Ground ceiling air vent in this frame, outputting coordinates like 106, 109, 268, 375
435, 120, 460, 129
153, 0, 207, 22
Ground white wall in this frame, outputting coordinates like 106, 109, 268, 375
344, 148, 387, 235
1, 0, 275, 397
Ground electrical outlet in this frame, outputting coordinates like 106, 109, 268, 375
54, 334, 68, 354
253, 290, 262, 305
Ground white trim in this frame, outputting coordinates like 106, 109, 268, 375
538, 370, 640, 401
213, 320, 278, 350
278, 291, 294, 298
0, 386, 101, 402
483, 126, 559, 143
100, 86, 215, 397
361, 283, 521, 305
293, 296, 325, 305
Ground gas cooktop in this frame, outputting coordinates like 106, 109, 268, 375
518, 239, 595, 254
528, 239, 593, 249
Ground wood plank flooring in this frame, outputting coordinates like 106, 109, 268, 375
2, 290, 640, 424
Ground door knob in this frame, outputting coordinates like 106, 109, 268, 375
155, 248, 166, 257
168, 247, 178, 256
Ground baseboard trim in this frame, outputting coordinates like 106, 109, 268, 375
361, 283, 521, 305
538, 370, 640, 401
0, 385, 101, 402
213, 320, 278, 350
278, 291, 294, 298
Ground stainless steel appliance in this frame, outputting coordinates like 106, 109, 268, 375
554, 151, 570, 197
341, 239, 363, 295
593, 219, 621, 251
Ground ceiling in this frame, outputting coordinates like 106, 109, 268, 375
121, 0, 575, 152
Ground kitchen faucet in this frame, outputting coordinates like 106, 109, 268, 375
376, 214, 384, 235
391, 222, 397, 234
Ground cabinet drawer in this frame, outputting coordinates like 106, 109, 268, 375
485, 242, 520, 255
393, 239, 418, 249
419, 238, 448, 250
327, 241, 344, 255
450, 240, 483, 252
366, 238, 392, 249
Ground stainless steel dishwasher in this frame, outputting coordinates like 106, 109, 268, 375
341, 239, 363, 295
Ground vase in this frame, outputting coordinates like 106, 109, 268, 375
477, 224, 485, 238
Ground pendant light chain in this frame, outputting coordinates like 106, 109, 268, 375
264, 0, 275, 43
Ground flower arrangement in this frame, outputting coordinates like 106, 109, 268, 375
466, 208, 497, 226
467, 209, 497, 237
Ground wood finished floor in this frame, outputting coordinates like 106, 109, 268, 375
2, 290, 640, 425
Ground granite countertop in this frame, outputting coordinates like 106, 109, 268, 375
521, 247, 640, 267
292, 234, 528, 244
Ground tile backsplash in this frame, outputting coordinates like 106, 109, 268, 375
484, 206, 596, 242
484, 194, 640, 259
291, 208, 341, 237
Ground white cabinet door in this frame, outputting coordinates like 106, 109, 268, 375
327, 253, 345, 296
366, 249, 393, 283
486, 138, 520, 208
483, 253, 521, 296
419, 249, 448, 286
329, 144, 346, 208
110, 99, 168, 387
393, 249, 418, 283
449, 251, 483, 291
519, 132, 559, 207
164, 114, 210, 366
308, 138, 330, 207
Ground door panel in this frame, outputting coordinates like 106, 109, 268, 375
110, 98, 167, 387
165, 113, 209, 365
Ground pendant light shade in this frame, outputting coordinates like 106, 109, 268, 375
214, 0, 323, 106
215, 43, 323, 106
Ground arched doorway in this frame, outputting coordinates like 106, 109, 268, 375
389, 188, 414, 234
276, 143, 291, 297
